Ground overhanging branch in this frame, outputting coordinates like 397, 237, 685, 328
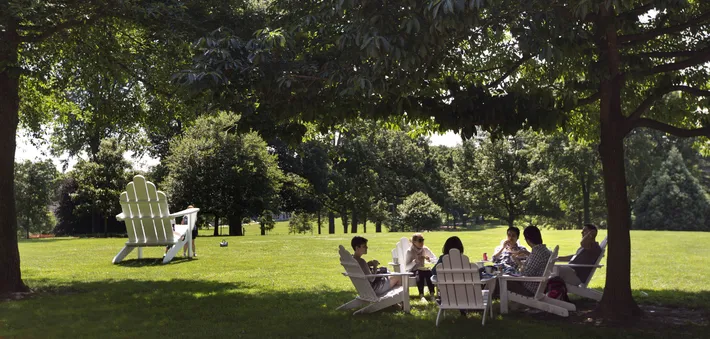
20, 14, 105, 43
619, 11, 710, 46
632, 118, 710, 138
628, 85, 710, 121
630, 47, 710, 77
486, 54, 533, 89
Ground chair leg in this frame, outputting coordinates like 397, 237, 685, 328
482, 306, 488, 326
337, 298, 367, 311
164, 243, 183, 264
436, 309, 443, 327
112, 246, 134, 264
354, 297, 399, 315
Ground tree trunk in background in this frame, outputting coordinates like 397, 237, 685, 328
375, 220, 382, 233
350, 210, 358, 233
328, 211, 335, 234
104, 216, 108, 237
583, 172, 591, 225
317, 210, 321, 235
341, 211, 349, 234
0, 23, 29, 294
362, 214, 367, 233
228, 213, 244, 236
213, 215, 219, 236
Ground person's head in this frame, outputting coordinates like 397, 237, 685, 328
411, 233, 425, 248
187, 205, 195, 209
442, 236, 464, 255
582, 224, 598, 239
506, 227, 520, 242
351, 236, 368, 255
523, 226, 543, 247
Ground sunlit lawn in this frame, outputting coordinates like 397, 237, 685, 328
2, 226, 709, 338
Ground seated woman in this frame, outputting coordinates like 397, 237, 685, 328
405, 233, 437, 302
491, 226, 529, 274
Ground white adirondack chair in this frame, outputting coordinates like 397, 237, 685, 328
499, 245, 577, 317
112, 175, 200, 264
390, 237, 417, 288
554, 236, 608, 301
337, 245, 412, 314
431, 249, 495, 326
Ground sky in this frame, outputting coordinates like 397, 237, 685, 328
15, 130, 462, 172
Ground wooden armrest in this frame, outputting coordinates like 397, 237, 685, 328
342, 272, 413, 278
556, 263, 603, 268
499, 275, 546, 282
169, 207, 200, 218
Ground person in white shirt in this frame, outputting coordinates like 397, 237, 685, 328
405, 233, 437, 302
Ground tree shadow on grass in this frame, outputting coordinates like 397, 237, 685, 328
1, 280, 708, 339
17, 238, 81, 243
115, 256, 195, 267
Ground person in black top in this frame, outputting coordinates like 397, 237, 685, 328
556, 224, 602, 285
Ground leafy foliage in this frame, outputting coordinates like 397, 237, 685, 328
70, 139, 132, 234
163, 111, 284, 236
633, 147, 710, 231
398, 192, 442, 232
288, 212, 313, 234
14, 160, 59, 238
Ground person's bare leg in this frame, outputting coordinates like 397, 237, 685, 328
389, 276, 401, 288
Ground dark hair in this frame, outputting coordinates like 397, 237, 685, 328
523, 226, 543, 245
442, 236, 464, 255
506, 227, 520, 238
584, 224, 598, 232
351, 236, 368, 251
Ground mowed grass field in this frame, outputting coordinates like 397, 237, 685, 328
2, 227, 709, 338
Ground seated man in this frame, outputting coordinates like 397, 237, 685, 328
351, 236, 402, 295
556, 223, 602, 286
506, 226, 551, 297
492, 226, 529, 274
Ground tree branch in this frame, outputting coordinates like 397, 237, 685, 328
619, 11, 710, 45
628, 85, 710, 121
563, 91, 600, 112
630, 47, 710, 77
636, 50, 708, 59
20, 15, 104, 43
486, 54, 533, 89
632, 118, 710, 138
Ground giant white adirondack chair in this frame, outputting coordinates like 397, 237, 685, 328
431, 249, 495, 326
390, 237, 417, 288
337, 245, 412, 314
499, 245, 577, 317
112, 175, 200, 264
554, 236, 608, 301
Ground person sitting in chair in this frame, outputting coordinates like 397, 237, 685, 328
506, 226, 551, 297
491, 226, 529, 274
351, 236, 402, 296
555, 223, 602, 286
405, 233, 437, 302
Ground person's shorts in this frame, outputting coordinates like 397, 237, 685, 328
192, 227, 198, 239
372, 277, 392, 296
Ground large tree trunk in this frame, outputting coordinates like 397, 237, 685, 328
228, 213, 244, 236
362, 214, 367, 233
213, 215, 219, 236
350, 210, 358, 233
582, 173, 591, 225
0, 24, 29, 295
328, 211, 335, 234
596, 9, 641, 321
375, 220, 382, 233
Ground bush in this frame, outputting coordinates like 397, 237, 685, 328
398, 192, 443, 232
633, 147, 710, 231
288, 213, 313, 234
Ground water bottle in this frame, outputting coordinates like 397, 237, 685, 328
483, 252, 488, 261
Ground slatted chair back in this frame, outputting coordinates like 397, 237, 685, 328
532, 245, 560, 298
119, 175, 176, 244
339, 245, 379, 302
435, 249, 486, 310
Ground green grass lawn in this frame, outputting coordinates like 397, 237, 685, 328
2, 227, 709, 338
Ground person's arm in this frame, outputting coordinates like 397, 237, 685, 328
424, 247, 436, 262
556, 255, 574, 262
